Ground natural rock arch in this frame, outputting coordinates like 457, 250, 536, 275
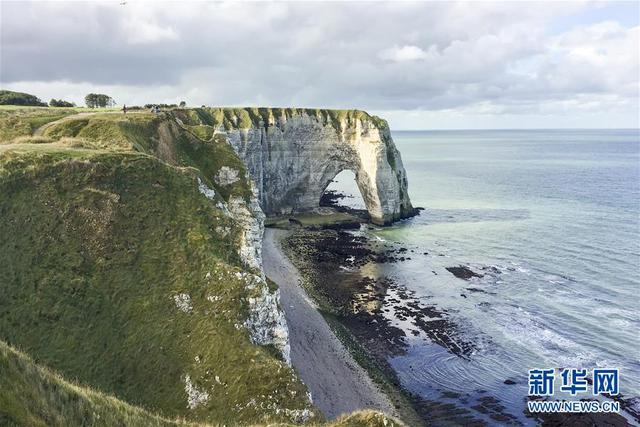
222, 109, 415, 225
321, 169, 367, 210
316, 163, 394, 223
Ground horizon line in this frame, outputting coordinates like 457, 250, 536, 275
391, 128, 640, 132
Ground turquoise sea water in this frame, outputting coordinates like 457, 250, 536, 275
329, 129, 640, 424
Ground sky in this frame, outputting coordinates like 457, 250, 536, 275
1, 1, 638, 130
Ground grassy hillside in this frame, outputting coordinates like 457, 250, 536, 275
0, 340, 402, 427
0, 146, 314, 425
0, 106, 78, 140
0, 105, 124, 141
0, 106, 400, 426
31, 111, 253, 202
0, 340, 191, 427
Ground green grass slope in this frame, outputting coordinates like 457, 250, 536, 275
0, 106, 123, 142
0, 106, 78, 140
0, 340, 403, 427
0, 340, 192, 427
0, 146, 312, 425
33, 111, 253, 201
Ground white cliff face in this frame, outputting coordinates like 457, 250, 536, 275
214, 166, 240, 187
227, 194, 264, 271
241, 272, 291, 364
210, 174, 291, 363
183, 374, 210, 409
197, 177, 216, 200
186, 104, 293, 362
187, 108, 413, 366
223, 111, 414, 225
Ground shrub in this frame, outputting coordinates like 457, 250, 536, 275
49, 99, 76, 108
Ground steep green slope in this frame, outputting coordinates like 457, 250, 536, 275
0, 340, 402, 427
0, 145, 312, 425
36, 111, 252, 201
0, 340, 190, 427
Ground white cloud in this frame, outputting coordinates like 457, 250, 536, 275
378, 45, 428, 62
1, 1, 638, 129
544, 22, 639, 96
122, 17, 179, 44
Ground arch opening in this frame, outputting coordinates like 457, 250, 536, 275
319, 170, 370, 221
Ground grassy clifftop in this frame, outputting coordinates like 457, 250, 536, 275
5, 110, 255, 202
0, 107, 79, 140
172, 107, 389, 135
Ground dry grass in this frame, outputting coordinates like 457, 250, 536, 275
5, 135, 53, 145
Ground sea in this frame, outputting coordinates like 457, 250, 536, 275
326, 129, 640, 425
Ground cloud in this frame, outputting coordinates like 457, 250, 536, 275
122, 16, 179, 45
0, 1, 637, 128
378, 45, 429, 62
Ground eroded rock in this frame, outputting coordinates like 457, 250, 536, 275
214, 166, 240, 186
223, 111, 415, 225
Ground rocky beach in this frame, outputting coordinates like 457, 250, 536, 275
264, 193, 639, 426
268, 222, 514, 426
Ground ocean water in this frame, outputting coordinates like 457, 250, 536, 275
328, 129, 640, 424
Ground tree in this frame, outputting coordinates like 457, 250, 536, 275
179, 101, 186, 107
85, 94, 98, 108
49, 99, 75, 107
0, 90, 47, 106
85, 93, 115, 108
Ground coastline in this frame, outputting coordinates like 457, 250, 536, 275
266, 220, 640, 427
273, 226, 493, 426
262, 228, 398, 420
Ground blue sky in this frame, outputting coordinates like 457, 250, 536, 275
1, 1, 638, 129
548, 1, 639, 33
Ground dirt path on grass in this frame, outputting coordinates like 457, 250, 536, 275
33, 110, 144, 137
262, 228, 397, 420
33, 112, 95, 136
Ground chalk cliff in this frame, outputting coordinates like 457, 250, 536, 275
175, 108, 415, 225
